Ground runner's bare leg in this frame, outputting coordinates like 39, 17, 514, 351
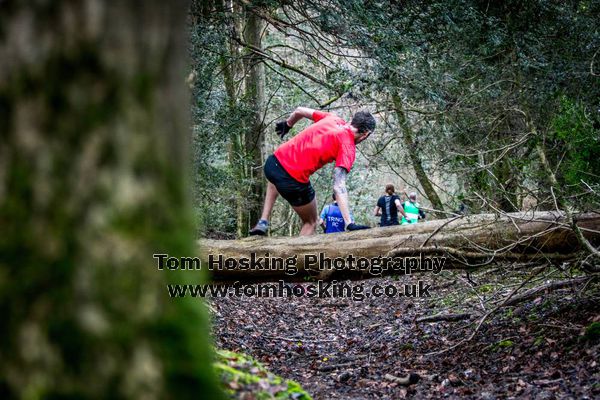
260, 181, 279, 221
292, 197, 318, 236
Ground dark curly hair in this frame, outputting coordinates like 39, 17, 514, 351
350, 111, 376, 134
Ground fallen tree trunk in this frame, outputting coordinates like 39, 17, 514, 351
199, 211, 600, 281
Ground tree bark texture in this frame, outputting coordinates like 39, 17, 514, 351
200, 211, 600, 281
0, 2, 223, 398
391, 93, 445, 213
241, 9, 266, 235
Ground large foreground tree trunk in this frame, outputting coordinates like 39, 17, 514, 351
200, 211, 600, 281
0, 2, 223, 398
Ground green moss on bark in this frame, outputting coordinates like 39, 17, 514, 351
214, 350, 312, 400
0, 2, 224, 399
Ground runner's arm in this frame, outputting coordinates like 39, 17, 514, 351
286, 107, 316, 127
395, 198, 408, 218
332, 167, 352, 225
319, 206, 328, 229
374, 206, 381, 216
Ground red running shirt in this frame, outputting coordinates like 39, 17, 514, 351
273, 111, 356, 183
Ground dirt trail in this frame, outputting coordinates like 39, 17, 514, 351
210, 269, 599, 399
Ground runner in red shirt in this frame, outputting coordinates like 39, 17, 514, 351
249, 107, 376, 236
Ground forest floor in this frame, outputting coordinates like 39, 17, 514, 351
209, 265, 600, 399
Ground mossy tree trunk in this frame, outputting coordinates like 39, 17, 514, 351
218, 0, 249, 238
0, 2, 223, 398
492, 156, 519, 212
391, 93, 445, 213
241, 9, 266, 235
200, 0, 266, 237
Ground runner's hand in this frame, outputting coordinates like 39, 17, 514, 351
346, 223, 370, 231
275, 121, 291, 138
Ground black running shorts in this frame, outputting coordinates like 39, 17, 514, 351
264, 155, 315, 207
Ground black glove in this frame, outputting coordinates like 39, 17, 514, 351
275, 120, 292, 138
346, 223, 370, 231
